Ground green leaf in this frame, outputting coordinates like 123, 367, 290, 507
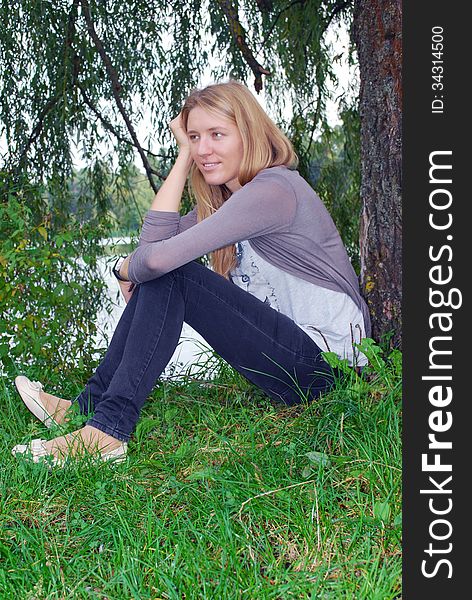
305, 451, 331, 467
355, 338, 386, 373
37, 226, 48, 240
301, 465, 312, 478
187, 468, 216, 481
321, 351, 352, 374
373, 501, 391, 522
164, 407, 178, 423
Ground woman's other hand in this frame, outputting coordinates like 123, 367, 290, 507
118, 279, 135, 304
114, 256, 134, 304
169, 112, 190, 150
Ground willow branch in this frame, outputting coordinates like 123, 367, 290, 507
78, 84, 167, 179
322, 0, 352, 33
255, 0, 274, 11
15, 93, 64, 172
257, 0, 350, 53
80, 0, 158, 192
217, 0, 271, 93
257, 0, 305, 51
306, 86, 323, 156
16, 0, 81, 172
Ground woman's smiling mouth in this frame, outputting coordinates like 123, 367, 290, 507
201, 162, 221, 171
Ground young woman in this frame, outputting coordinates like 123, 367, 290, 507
13, 80, 370, 465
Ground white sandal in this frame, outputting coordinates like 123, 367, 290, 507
11, 438, 57, 465
14, 375, 60, 429
12, 438, 128, 467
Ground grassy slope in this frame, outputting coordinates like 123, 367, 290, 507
0, 351, 401, 599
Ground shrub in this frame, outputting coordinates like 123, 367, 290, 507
0, 175, 111, 381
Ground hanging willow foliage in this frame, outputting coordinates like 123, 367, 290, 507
0, 0, 355, 193
1, 0, 403, 354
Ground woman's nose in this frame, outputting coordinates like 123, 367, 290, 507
197, 137, 212, 156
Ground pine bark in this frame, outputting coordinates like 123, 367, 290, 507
352, 0, 402, 348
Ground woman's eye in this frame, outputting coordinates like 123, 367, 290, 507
188, 132, 222, 141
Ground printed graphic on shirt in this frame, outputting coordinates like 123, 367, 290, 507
233, 242, 280, 310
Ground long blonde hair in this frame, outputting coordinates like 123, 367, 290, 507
181, 80, 298, 278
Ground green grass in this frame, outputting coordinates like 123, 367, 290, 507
0, 346, 401, 599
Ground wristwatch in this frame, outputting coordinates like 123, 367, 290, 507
112, 257, 130, 282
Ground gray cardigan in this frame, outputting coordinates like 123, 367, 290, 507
128, 166, 372, 337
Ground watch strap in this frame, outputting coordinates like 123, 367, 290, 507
112, 257, 130, 282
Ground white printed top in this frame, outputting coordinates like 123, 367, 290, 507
230, 240, 368, 367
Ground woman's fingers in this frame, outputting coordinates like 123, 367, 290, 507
118, 279, 135, 304
169, 112, 189, 148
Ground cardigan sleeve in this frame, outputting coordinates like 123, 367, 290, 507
127, 170, 296, 284
138, 206, 198, 246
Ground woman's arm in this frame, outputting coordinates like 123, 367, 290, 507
125, 171, 297, 284
118, 114, 193, 282
135, 114, 196, 248
117, 278, 135, 304
138, 206, 198, 247
150, 113, 193, 212
149, 148, 193, 212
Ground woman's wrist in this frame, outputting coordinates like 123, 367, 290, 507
112, 256, 131, 282
177, 146, 193, 168
149, 150, 193, 212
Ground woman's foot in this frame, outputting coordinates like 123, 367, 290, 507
15, 376, 71, 427
44, 425, 124, 460
12, 425, 127, 465
39, 390, 72, 425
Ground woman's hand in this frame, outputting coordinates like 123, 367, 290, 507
117, 255, 131, 280
113, 256, 135, 304
117, 279, 135, 304
169, 112, 190, 151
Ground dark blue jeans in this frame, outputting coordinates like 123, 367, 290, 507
76, 261, 335, 442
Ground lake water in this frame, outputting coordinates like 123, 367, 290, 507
95, 251, 213, 379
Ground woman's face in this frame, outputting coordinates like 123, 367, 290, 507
186, 106, 244, 192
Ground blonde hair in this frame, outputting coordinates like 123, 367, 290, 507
181, 80, 298, 278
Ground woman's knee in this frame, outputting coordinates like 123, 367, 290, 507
141, 261, 202, 285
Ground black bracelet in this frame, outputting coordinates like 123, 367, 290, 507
112, 257, 130, 282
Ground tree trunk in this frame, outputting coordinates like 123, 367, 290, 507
352, 0, 402, 348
